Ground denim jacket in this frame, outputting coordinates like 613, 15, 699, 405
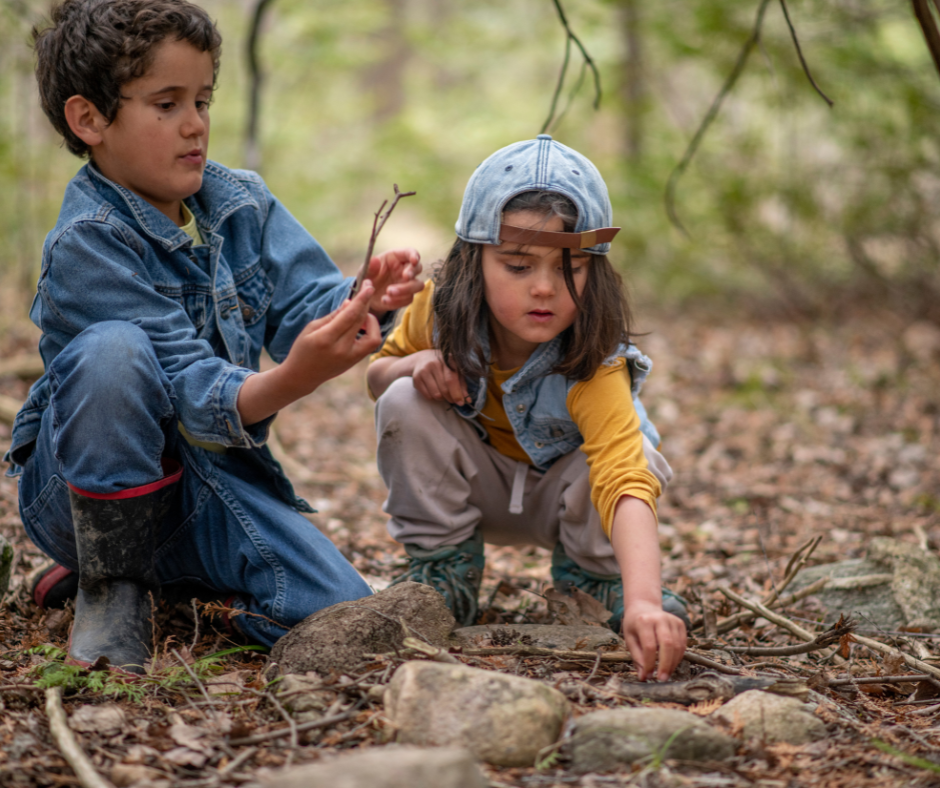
454, 327, 660, 470
4, 161, 390, 502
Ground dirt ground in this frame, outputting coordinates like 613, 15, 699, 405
1, 300, 940, 787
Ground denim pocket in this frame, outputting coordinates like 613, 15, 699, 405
20, 474, 77, 567
155, 285, 210, 331
529, 416, 581, 452
234, 263, 274, 327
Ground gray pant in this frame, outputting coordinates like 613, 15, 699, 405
375, 377, 672, 575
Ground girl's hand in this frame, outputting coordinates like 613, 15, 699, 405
412, 349, 470, 405
621, 600, 687, 682
366, 248, 423, 315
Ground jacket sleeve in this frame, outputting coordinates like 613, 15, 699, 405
566, 359, 661, 537
38, 219, 261, 448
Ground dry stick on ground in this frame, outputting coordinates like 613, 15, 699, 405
707, 535, 823, 635
45, 687, 117, 788
350, 184, 416, 298
720, 587, 940, 682
721, 620, 855, 656
227, 706, 361, 747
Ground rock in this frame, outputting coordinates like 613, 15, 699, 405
566, 707, 737, 773
384, 660, 569, 766
269, 582, 455, 676
711, 690, 826, 744
258, 746, 486, 788
0, 535, 12, 604
791, 537, 940, 630
453, 624, 622, 651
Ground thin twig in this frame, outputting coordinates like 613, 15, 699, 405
711, 576, 828, 635
45, 687, 117, 788
265, 691, 299, 764
190, 598, 201, 653
586, 650, 603, 683
826, 674, 932, 687
172, 649, 213, 708
722, 620, 855, 656
777, 0, 833, 106
351, 185, 416, 297
719, 586, 817, 641
682, 650, 743, 675
228, 706, 360, 747
665, 0, 772, 234
540, 0, 602, 134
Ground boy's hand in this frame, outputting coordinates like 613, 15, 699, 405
622, 600, 687, 682
412, 349, 470, 405
366, 248, 423, 315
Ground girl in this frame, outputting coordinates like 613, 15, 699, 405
367, 135, 687, 680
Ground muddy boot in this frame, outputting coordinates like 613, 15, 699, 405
30, 562, 78, 610
68, 460, 181, 675
390, 532, 485, 627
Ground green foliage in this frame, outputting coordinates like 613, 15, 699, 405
26, 643, 265, 701
2, 0, 940, 316
871, 738, 940, 774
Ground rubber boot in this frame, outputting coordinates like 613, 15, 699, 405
67, 459, 182, 675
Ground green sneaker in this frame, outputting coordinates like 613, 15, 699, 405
391, 532, 485, 627
550, 543, 690, 632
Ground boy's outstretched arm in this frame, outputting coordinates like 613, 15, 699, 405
611, 495, 687, 681
238, 282, 381, 425
365, 248, 423, 317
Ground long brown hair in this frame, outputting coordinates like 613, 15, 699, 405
433, 191, 633, 383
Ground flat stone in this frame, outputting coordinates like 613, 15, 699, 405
711, 690, 826, 744
385, 660, 569, 767
269, 582, 455, 676
454, 624, 622, 651
259, 746, 485, 788
566, 707, 737, 773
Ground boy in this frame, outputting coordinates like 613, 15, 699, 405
5, 0, 422, 674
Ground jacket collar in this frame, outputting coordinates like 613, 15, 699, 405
85, 160, 259, 252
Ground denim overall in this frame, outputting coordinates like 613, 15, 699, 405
4, 161, 385, 647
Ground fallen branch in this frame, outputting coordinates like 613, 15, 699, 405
851, 632, 940, 683
616, 671, 807, 704
45, 687, 116, 788
722, 619, 855, 656
713, 576, 829, 635
227, 707, 359, 747
826, 674, 932, 687
461, 646, 630, 662
719, 586, 817, 642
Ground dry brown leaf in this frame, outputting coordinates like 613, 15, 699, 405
688, 698, 725, 716
68, 703, 128, 737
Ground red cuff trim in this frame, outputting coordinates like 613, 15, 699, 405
67, 458, 183, 500
33, 564, 74, 609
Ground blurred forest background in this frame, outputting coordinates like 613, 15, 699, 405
1, 0, 940, 324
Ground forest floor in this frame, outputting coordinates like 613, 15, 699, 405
1, 296, 940, 787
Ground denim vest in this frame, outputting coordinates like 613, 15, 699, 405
4, 161, 392, 510
454, 328, 660, 470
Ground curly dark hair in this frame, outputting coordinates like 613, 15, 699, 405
433, 191, 634, 383
32, 0, 222, 157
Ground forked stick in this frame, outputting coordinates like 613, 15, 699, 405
350, 184, 417, 297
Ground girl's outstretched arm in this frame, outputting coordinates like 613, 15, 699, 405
610, 495, 687, 681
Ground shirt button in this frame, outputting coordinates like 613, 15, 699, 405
534, 441, 544, 449
220, 309, 230, 319
242, 306, 254, 321
552, 427, 564, 437
516, 404, 526, 413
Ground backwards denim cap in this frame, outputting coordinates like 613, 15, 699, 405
455, 134, 619, 255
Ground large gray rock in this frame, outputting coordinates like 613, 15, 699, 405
258, 746, 485, 788
454, 624, 622, 651
269, 582, 455, 675
792, 537, 940, 629
385, 660, 569, 767
711, 690, 826, 744
566, 707, 738, 773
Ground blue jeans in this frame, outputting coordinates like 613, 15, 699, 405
17, 321, 371, 647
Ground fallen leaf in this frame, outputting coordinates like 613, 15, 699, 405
68, 704, 127, 737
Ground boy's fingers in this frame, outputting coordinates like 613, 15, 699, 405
325, 283, 374, 340
656, 621, 687, 681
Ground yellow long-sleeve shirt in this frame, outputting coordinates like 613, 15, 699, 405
371, 282, 660, 536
